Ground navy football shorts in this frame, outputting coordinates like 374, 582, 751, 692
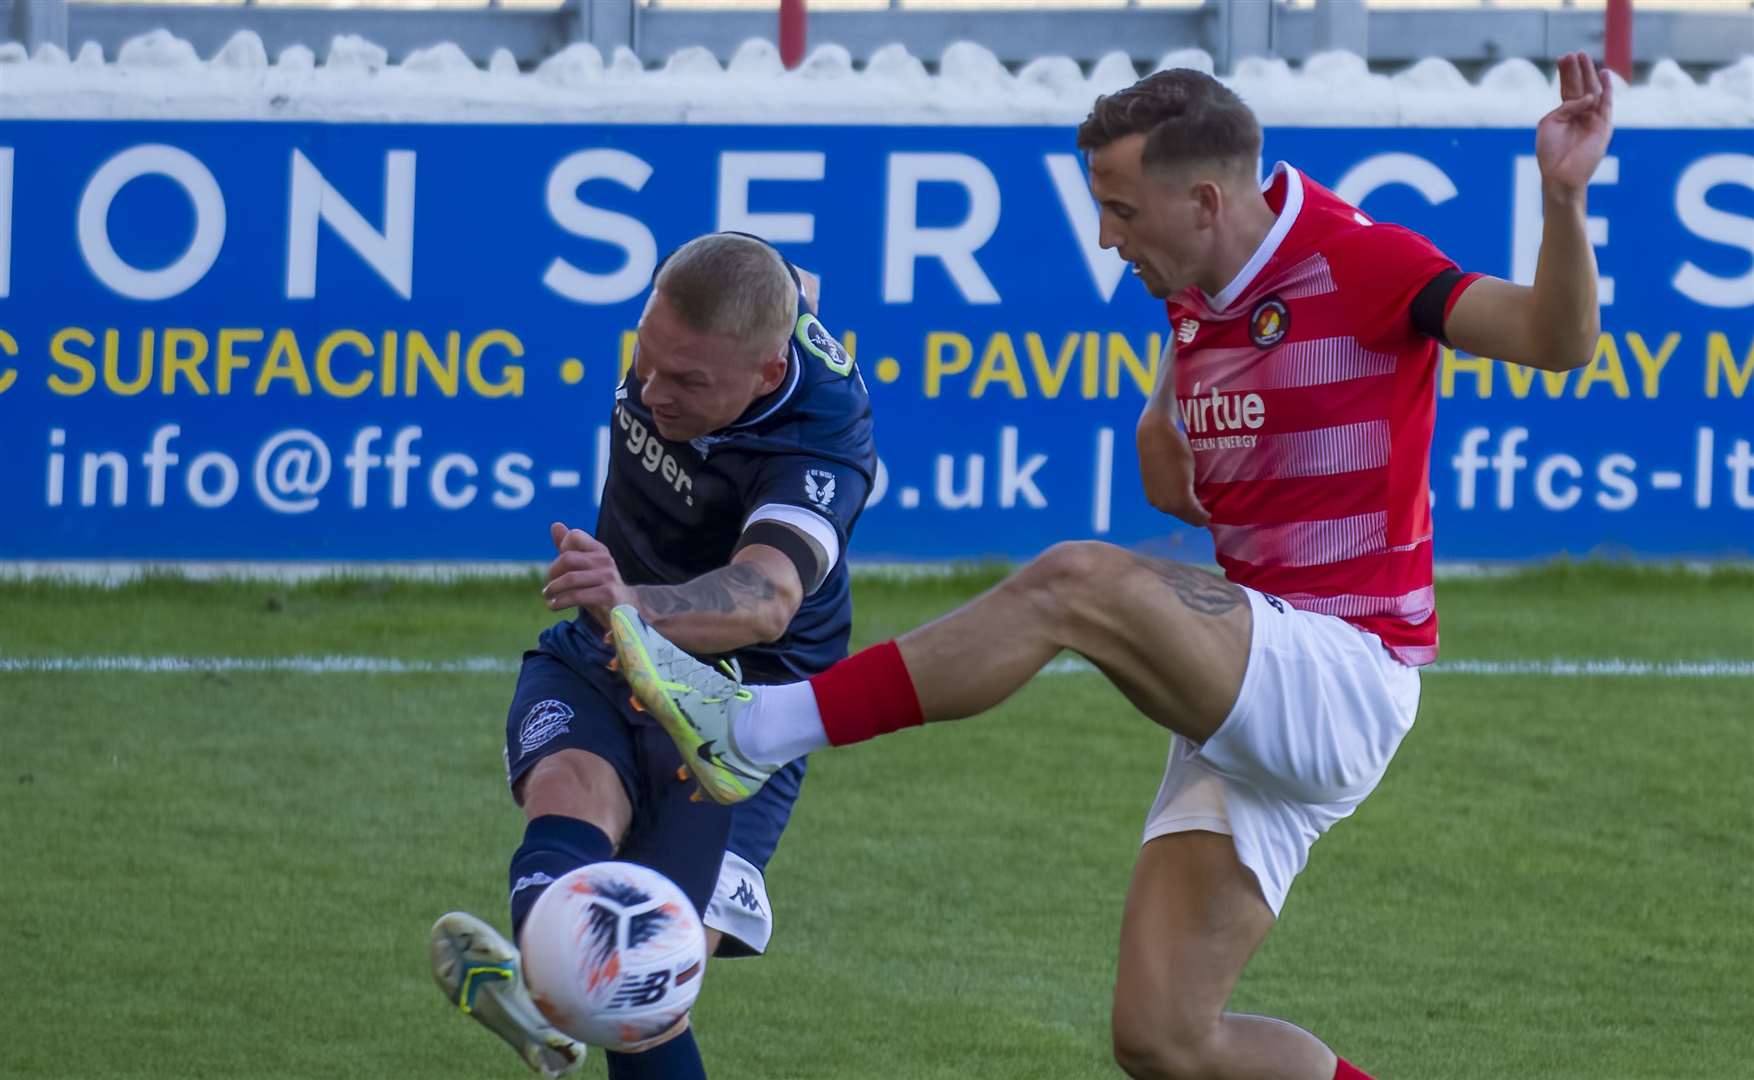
503, 647, 806, 957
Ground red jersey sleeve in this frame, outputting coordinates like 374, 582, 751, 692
1329, 224, 1477, 352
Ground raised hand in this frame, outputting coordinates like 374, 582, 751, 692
1536, 51, 1615, 199
542, 521, 635, 622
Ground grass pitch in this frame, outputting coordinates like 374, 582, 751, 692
1, 565, 1750, 1079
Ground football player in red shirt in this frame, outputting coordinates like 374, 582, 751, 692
611, 53, 1611, 1080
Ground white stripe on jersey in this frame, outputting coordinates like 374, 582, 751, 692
1276, 252, 1338, 300
1277, 585, 1437, 627
1196, 419, 1391, 485
1212, 511, 1389, 569
1188, 336, 1397, 392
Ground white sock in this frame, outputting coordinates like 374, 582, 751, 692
734, 681, 828, 768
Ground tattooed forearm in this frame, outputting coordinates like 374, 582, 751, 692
1133, 555, 1245, 616
635, 564, 778, 619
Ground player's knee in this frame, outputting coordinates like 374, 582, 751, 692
1012, 540, 1132, 617
1112, 1019, 1216, 1080
615, 1015, 692, 1053
519, 750, 633, 840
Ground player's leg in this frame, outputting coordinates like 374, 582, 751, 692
1107, 598, 1416, 1080
594, 724, 741, 1080
888, 541, 1250, 734
599, 766, 800, 1079
511, 748, 630, 939
433, 652, 641, 1077
703, 755, 804, 959
1110, 831, 1346, 1080
611, 542, 1250, 802
504, 654, 641, 947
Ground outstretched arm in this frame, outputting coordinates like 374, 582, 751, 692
1444, 51, 1612, 371
629, 546, 803, 653
543, 523, 804, 655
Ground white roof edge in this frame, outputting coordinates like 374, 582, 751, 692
0, 34, 1749, 127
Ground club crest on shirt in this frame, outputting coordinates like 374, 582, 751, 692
1249, 296, 1289, 349
518, 699, 574, 754
804, 469, 837, 507
1177, 318, 1200, 344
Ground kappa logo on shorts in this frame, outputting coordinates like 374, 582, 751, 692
518, 699, 575, 754
729, 879, 762, 913
1263, 594, 1286, 614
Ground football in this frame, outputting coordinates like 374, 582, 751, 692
521, 862, 708, 1052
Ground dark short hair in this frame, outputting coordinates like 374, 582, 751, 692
1076, 69, 1261, 174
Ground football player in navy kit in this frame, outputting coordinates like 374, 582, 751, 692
430, 232, 875, 1079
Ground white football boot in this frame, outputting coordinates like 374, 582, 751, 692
430, 911, 586, 1077
608, 604, 776, 805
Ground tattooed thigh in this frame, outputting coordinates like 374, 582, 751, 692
1129, 555, 1245, 617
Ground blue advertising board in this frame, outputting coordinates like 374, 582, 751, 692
0, 121, 1749, 561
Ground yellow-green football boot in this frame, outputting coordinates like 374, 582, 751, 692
608, 604, 775, 805
430, 912, 586, 1077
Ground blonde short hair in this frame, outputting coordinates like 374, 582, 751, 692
653, 233, 798, 358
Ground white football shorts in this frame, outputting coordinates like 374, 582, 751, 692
703, 849, 774, 956
1142, 585, 1422, 915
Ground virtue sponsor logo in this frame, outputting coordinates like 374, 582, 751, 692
1178, 382, 1266, 436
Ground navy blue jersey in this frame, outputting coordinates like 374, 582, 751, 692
543, 296, 875, 686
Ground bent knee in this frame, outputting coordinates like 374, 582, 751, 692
518, 749, 632, 837
1011, 541, 1134, 612
615, 1015, 692, 1054
1113, 1019, 1219, 1080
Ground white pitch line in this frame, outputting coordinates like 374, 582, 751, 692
0, 655, 1751, 678
1047, 656, 1754, 678
0, 655, 518, 674
1422, 659, 1754, 678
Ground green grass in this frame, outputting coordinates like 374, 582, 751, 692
2, 566, 1751, 1079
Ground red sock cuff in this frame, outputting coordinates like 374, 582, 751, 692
1334, 1058, 1374, 1080
809, 640, 925, 747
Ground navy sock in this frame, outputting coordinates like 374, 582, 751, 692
606, 1029, 707, 1080
508, 814, 615, 941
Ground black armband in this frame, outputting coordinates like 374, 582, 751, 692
1411, 267, 1466, 346
734, 520, 829, 594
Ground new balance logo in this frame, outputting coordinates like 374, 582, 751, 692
610, 971, 671, 1009
729, 879, 762, 913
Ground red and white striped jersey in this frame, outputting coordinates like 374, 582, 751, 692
1166, 163, 1478, 666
